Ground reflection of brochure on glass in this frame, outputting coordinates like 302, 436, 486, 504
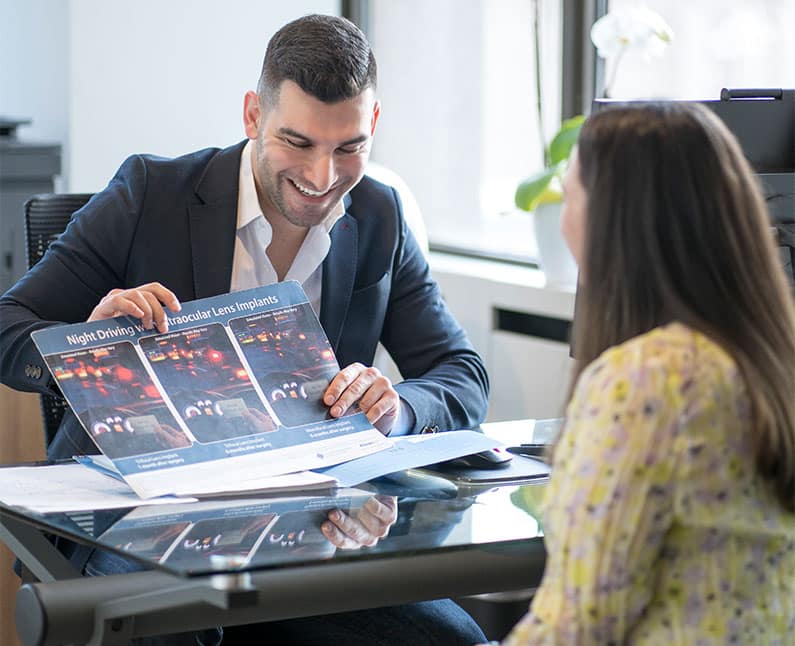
32, 282, 391, 499
98, 490, 371, 569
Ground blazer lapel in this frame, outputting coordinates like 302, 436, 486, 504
188, 201, 238, 298
321, 212, 357, 351
188, 141, 246, 299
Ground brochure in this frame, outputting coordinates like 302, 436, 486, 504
31, 282, 391, 499
316, 430, 507, 486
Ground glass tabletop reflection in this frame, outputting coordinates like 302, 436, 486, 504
1, 418, 556, 579
1, 473, 547, 578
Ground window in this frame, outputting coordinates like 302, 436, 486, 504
367, 0, 793, 264
369, 0, 563, 263
603, 0, 795, 99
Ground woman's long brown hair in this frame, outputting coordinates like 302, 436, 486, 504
569, 102, 795, 511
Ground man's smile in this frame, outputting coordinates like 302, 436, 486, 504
288, 178, 333, 198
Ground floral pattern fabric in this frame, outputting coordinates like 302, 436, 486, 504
504, 323, 795, 645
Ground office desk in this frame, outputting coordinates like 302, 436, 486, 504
1, 419, 556, 646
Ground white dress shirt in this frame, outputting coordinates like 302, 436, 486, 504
230, 140, 343, 314
228, 140, 412, 435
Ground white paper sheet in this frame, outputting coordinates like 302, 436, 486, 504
318, 430, 511, 485
0, 463, 197, 512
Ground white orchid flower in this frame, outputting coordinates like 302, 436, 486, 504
591, 6, 673, 59
590, 5, 673, 96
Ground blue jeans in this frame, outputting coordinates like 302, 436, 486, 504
84, 548, 486, 646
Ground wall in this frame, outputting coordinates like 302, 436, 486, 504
0, 0, 69, 141
0, 0, 69, 188
67, 0, 338, 191
0, 0, 338, 193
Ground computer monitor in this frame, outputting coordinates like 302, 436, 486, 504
592, 89, 795, 223
571, 89, 795, 355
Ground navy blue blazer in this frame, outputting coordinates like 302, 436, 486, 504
0, 141, 489, 459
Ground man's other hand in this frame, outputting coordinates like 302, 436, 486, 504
88, 282, 181, 333
324, 363, 399, 435
321, 495, 398, 549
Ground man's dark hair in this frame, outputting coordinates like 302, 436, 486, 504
257, 14, 377, 106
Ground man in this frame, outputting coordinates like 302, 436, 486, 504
0, 14, 489, 646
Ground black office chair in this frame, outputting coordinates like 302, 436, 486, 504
24, 193, 94, 448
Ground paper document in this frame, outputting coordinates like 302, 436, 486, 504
0, 463, 197, 513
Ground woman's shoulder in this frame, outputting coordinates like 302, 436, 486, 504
577, 322, 741, 410
566, 324, 747, 470
591, 322, 735, 377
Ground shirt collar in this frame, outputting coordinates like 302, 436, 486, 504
237, 140, 263, 230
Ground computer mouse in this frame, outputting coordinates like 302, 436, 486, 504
373, 470, 459, 498
445, 447, 513, 470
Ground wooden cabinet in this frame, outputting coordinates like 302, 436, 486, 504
1, 385, 46, 646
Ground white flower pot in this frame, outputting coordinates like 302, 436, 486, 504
533, 201, 578, 287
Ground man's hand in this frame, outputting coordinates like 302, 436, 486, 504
324, 363, 400, 435
88, 282, 181, 333
321, 495, 398, 549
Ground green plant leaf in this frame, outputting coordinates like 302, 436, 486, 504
510, 485, 545, 532
515, 168, 557, 211
548, 115, 585, 166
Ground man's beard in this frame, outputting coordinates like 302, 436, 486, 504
257, 154, 338, 229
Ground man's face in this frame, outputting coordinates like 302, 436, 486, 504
244, 80, 380, 229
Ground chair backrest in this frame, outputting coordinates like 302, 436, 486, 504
24, 193, 94, 448
366, 161, 429, 257
364, 163, 429, 382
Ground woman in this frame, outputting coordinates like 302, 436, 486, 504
503, 103, 795, 644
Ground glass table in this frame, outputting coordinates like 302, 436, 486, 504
0, 419, 558, 645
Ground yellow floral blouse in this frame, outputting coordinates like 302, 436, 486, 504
504, 323, 795, 645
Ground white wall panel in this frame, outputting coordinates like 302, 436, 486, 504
430, 253, 576, 423
1, 0, 69, 188
67, 0, 338, 191
489, 331, 573, 421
